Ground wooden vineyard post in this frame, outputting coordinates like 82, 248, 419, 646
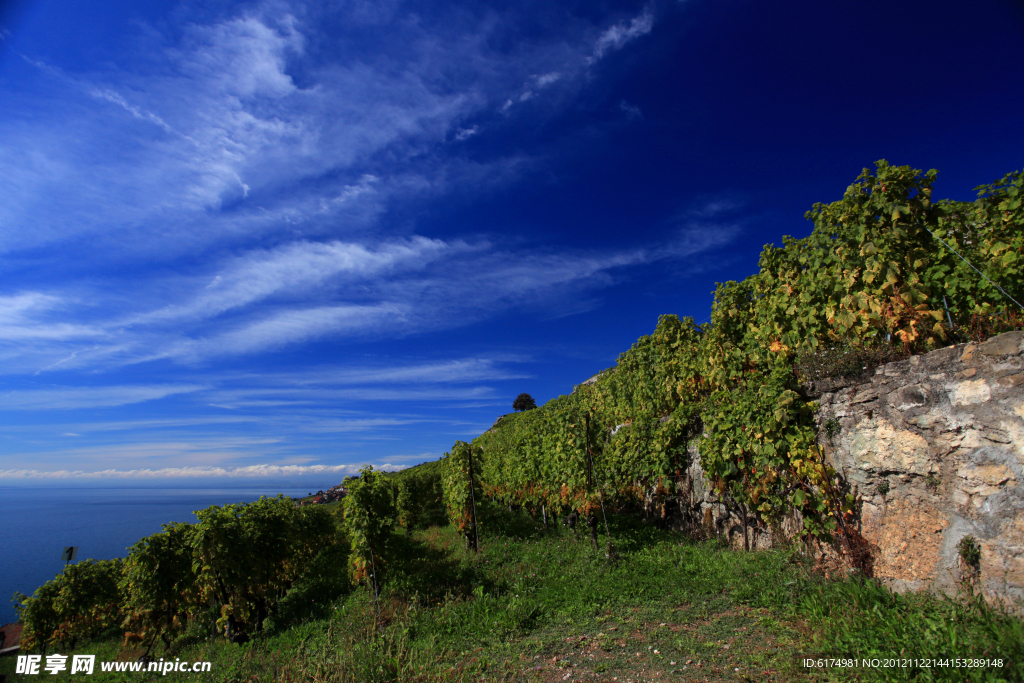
468, 446, 480, 553
585, 410, 617, 559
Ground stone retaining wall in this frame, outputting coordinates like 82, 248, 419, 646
663, 332, 1024, 605
809, 332, 1024, 605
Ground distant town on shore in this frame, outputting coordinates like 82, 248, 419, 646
295, 482, 347, 506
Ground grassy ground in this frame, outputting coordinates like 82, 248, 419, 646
2, 507, 1020, 682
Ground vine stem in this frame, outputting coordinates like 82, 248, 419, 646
586, 410, 616, 558
813, 446, 862, 573
597, 489, 614, 556
468, 447, 480, 553
368, 537, 382, 632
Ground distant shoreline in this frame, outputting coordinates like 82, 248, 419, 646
0, 485, 320, 627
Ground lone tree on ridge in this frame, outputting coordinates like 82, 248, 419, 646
512, 393, 537, 412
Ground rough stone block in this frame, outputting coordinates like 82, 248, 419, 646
852, 386, 882, 404
869, 499, 947, 584
950, 379, 992, 406
850, 418, 933, 475
979, 331, 1024, 357
923, 345, 960, 369
995, 374, 1024, 389
889, 384, 929, 411
956, 462, 1016, 495
961, 344, 978, 362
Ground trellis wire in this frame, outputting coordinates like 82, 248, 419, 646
926, 227, 1024, 312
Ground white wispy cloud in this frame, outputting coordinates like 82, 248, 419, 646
0, 384, 204, 410
0, 11, 476, 258
1, 2, 667, 264
0, 0, 711, 480
534, 72, 562, 87
283, 357, 530, 385
0, 226, 732, 369
620, 100, 643, 120
133, 236, 454, 326
199, 303, 407, 356
666, 225, 742, 258
488, 7, 658, 117
90, 88, 179, 135
301, 417, 432, 433
0, 293, 104, 342
183, 356, 528, 409
678, 198, 747, 220
590, 9, 655, 63
176, 14, 305, 100
204, 385, 498, 409
12, 416, 262, 433
0, 463, 405, 479
0, 436, 291, 473
36, 350, 83, 375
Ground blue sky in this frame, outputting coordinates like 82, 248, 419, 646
0, 0, 1022, 485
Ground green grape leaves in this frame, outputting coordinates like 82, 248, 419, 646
442, 161, 1024, 543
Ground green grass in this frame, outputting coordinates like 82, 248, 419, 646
3, 506, 1020, 682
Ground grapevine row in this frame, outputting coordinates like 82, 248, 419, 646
444, 161, 1024, 543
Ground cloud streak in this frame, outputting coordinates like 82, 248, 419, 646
590, 9, 655, 63
281, 357, 530, 386
90, 88, 179, 136
0, 227, 733, 369
0, 463, 405, 479
133, 237, 454, 326
204, 384, 499, 409
0, 384, 205, 410
0, 293, 105, 342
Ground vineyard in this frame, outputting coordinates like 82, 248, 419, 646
8, 161, 1024, 681
442, 160, 1024, 553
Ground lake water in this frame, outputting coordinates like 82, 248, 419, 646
0, 485, 318, 626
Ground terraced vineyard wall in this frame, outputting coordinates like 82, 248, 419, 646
809, 331, 1024, 605
444, 161, 1024, 605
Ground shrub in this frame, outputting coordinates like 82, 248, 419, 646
15, 559, 124, 654
957, 535, 982, 567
